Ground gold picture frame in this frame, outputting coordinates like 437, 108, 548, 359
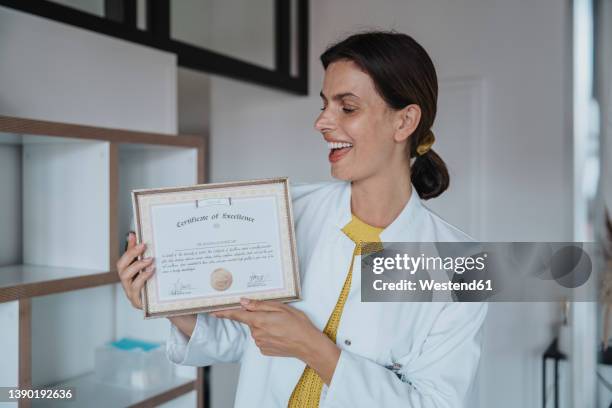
132, 177, 301, 319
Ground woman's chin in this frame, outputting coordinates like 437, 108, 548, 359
330, 167, 353, 181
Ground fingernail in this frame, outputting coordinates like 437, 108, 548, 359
146, 266, 156, 273
240, 298, 250, 305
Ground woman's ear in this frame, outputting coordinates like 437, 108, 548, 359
394, 104, 421, 143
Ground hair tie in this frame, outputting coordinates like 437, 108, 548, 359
416, 131, 435, 156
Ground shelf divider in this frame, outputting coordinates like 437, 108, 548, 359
110, 142, 120, 269
18, 298, 31, 408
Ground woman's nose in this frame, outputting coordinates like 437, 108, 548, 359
314, 110, 335, 133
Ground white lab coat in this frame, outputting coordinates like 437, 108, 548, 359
166, 181, 487, 407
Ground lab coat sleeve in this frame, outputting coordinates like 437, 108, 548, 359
166, 312, 249, 366
323, 302, 487, 408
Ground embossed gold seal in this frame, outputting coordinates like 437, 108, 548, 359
210, 268, 233, 291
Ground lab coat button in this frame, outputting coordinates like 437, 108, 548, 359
344, 339, 351, 346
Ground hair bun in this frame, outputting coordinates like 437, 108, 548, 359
411, 148, 449, 199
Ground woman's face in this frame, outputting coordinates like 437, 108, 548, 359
315, 59, 409, 182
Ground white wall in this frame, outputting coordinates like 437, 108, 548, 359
0, 7, 176, 133
204, 0, 573, 407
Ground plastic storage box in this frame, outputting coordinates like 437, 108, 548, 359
94, 338, 174, 390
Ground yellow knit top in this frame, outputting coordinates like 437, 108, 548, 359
287, 214, 384, 407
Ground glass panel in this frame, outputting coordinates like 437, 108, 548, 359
47, 0, 105, 17
594, 0, 612, 407
137, 0, 147, 30
171, 0, 276, 70
290, 0, 298, 77
573, 1, 600, 407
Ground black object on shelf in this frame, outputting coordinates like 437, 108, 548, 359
543, 338, 612, 408
542, 338, 566, 408
600, 345, 612, 365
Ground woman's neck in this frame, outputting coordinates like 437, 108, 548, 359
350, 169, 412, 229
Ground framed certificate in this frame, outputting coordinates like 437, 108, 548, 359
132, 177, 301, 318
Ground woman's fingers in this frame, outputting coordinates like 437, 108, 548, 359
126, 232, 136, 250
120, 257, 154, 282
240, 298, 286, 312
118, 258, 152, 309
129, 266, 155, 308
212, 309, 254, 325
115, 231, 153, 310
116, 240, 146, 272
131, 265, 155, 293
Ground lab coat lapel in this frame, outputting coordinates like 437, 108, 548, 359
331, 183, 424, 303
266, 182, 356, 401
378, 186, 422, 243
330, 182, 423, 243
296, 181, 355, 329
336, 185, 424, 362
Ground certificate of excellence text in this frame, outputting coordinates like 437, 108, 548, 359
151, 196, 284, 301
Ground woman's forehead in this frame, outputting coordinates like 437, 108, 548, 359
322, 60, 378, 100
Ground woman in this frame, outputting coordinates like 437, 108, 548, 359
117, 31, 487, 407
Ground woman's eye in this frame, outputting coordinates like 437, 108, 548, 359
342, 107, 356, 113
320, 106, 327, 111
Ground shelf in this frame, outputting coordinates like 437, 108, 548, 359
31, 372, 196, 408
0, 114, 207, 406
0, 264, 119, 302
0, 115, 204, 148
0, 135, 111, 283
0, 114, 205, 303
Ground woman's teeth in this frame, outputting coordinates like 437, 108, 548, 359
327, 141, 353, 149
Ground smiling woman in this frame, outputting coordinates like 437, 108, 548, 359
317, 31, 449, 205
116, 30, 487, 408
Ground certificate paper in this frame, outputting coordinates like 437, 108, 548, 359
132, 178, 301, 318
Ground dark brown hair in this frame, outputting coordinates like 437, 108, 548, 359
320, 30, 449, 199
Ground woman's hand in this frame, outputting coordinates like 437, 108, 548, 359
116, 232, 155, 309
212, 298, 341, 384
116, 232, 196, 337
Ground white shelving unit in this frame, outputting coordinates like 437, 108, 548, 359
0, 115, 206, 408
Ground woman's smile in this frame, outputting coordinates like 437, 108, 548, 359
327, 140, 354, 163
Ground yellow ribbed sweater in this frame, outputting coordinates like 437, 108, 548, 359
287, 214, 384, 407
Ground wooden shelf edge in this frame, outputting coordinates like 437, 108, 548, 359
0, 271, 120, 303
128, 379, 196, 408
0, 115, 205, 148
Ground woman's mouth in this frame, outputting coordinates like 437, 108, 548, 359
327, 141, 353, 163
